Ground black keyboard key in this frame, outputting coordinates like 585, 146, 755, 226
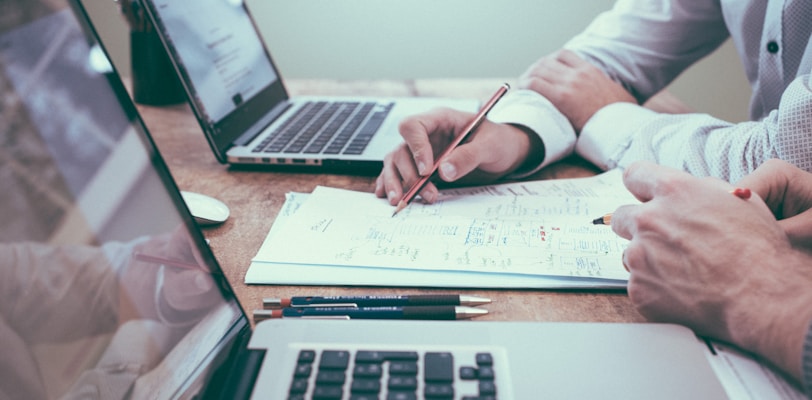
387, 391, 417, 400
387, 375, 418, 391
389, 361, 418, 375
298, 350, 317, 363
289, 378, 308, 394
475, 353, 493, 366
316, 370, 346, 385
350, 395, 380, 400
479, 380, 497, 396
320, 350, 351, 370
424, 383, 454, 398
459, 366, 477, 380
356, 351, 419, 363
354, 363, 383, 378
477, 366, 495, 380
424, 352, 454, 382
293, 363, 312, 377
350, 378, 381, 393
312, 385, 344, 400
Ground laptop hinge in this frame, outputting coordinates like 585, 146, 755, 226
199, 326, 266, 400
233, 101, 292, 146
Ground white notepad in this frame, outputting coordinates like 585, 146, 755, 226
247, 169, 636, 288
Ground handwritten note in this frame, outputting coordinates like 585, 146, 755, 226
253, 170, 636, 281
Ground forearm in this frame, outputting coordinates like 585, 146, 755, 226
563, 0, 728, 102
577, 74, 812, 182
731, 259, 812, 388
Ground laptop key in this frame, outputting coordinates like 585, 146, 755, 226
350, 378, 382, 393
424, 352, 454, 382
479, 380, 497, 396
355, 351, 419, 363
354, 363, 383, 378
316, 370, 346, 385
424, 383, 454, 398
387, 391, 417, 400
320, 350, 351, 369
312, 385, 344, 400
387, 375, 418, 391
388, 361, 418, 375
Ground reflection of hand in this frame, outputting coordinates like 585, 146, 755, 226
375, 107, 538, 205
736, 159, 812, 251
610, 161, 812, 384
119, 226, 221, 326
519, 49, 636, 133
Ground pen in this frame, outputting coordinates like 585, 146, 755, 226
263, 294, 492, 309
591, 187, 752, 225
392, 83, 511, 217
253, 306, 488, 321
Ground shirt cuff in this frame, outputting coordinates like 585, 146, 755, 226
576, 102, 658, 170
487, 89, 576, 178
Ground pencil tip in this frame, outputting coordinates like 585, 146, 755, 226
391, 201, 407, 217
591, 217, 604, 225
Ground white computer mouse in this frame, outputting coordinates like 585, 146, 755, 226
180, 191, 230, 226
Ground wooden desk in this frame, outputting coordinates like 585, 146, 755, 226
136, 79, 646, 324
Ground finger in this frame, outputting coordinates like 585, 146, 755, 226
555, 49, 589, 68
609, 204, 638, 240
398, 108, 469, 176
778, 210, 812, 249
737, 159, 812, 219
621, 161, 687, 202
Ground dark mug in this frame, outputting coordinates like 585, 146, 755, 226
130, 29, 185, 106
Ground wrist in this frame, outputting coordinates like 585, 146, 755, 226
729, 250, 812, 382
508, 123, 545, 175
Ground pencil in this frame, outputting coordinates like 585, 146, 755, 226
392, 83, 511, 217
591, 187, 752, 225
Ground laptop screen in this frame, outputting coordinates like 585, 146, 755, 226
146, 0, 278, 123
0, 1, 245, 398
143, 0, 290, 156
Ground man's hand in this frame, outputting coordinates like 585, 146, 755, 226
737, 159, 812, 251
519, 49, 636, 132
375, 107, 540, 205
610, 161, 812, 384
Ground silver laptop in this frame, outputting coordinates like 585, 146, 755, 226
138, 0, 478, 173
0, 1, 730, 399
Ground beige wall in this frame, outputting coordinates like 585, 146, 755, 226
84, 0, 751, 122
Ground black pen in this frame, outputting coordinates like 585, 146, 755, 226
263, 294, 492, 309
253, 306, 488, 321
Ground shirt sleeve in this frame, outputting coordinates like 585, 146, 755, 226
486, 89, 576, 178
563, 0, 730, 103
576, 73, 812, 182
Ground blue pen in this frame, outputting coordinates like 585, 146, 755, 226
254, 306, 487, 321
263, 294, 491, 309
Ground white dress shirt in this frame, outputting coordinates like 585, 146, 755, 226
490, 0, 812, 182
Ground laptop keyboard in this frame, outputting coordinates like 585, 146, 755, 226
288, 349, 498, 400
252, 101, 394, 156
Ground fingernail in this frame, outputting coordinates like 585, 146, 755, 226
388, 190, 397, 201
440, 162, 456, 180
423, 190, 437, 203
417, 161, 427, 175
